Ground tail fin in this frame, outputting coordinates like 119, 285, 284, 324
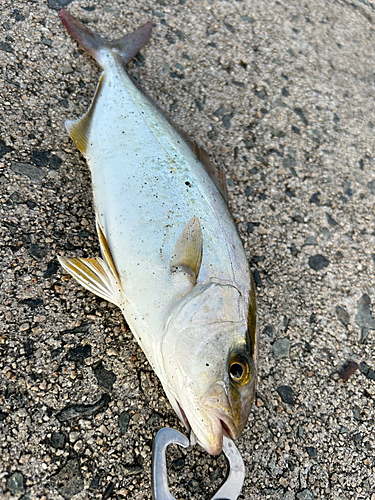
59, 9, 152, 68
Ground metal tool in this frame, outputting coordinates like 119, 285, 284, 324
151, 428, 245, 500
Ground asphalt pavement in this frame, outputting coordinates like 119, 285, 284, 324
1, 0, 375, 498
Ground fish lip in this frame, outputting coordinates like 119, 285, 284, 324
177, 402, 224, 455
216, 411, 241, 441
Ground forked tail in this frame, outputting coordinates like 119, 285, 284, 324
59, 9, 152, 68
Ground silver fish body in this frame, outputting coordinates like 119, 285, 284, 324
59, 10, 258, 455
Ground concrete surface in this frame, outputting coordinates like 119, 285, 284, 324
1, 0, 375, 498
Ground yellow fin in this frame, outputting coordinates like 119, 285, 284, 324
65, 74, 105, 155
58, 255, 122, 306
170, 216, 203, 283
96, 221, 121, 283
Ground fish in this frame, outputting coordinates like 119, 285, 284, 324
58, 9, 258, 456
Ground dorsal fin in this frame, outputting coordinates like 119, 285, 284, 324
191, 140, 228, 203
170, 216, 203, 283
65, 74, 105, 155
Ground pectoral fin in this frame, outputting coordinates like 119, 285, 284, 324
170, 216, 203, 283
58, 256, 123, 307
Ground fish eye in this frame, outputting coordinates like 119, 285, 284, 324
228, 354, 251, 385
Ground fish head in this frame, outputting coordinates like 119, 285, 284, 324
160, 280, 258, 455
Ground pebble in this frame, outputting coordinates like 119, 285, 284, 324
304, 236, 317, 246
67, 345, 92, 363
56, 393, 110, 422
326, 213, 338, 226
297, 489, 315, 500
51, 431, 66, 449
122, 464, 143, 476
355, 294, 375, 330
93, 361, 116, 391
352, 432, 362, 444
52, 458, 84, 500
321, 227, 331, 239
146, 412, 160, 426
359, 361, 375, 381
253, 269, 262, 287
273, 338, 290, 358
0, 41, 13, 53
339, 361, 358, 381
60, 65, 74, 74
368, 179, 375, 195
171, 456, 185, 470
293, 107, 308, 125
11, 162, 45, 182
32, 150, 49, 167
247, 222, 254, 233
222, 114, 232, 129
336, 305, 350, 327
306, 446, 317, 458
308, 254, 330, 271
20, 298, 43, 309
118, 411, 130, 435
50, 154, 62, 170
187, 478, 201, 493
102, 482, 115, 500
89, 475, 101, 490
277, 385, 295, 406
0, 411, 8, 421
282, 493, 294, 500
0, 139, 13, 157
290, 243, 299, 256
262, 324, 274, 339
44, 261, 59, 278
6, 472, 25, 495
48, 0, 73, 8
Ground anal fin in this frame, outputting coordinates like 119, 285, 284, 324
58, 255, 123, 307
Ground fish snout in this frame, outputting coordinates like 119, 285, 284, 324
201, 381, 248, 449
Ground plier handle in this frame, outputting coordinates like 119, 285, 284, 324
151, 428, 245, 500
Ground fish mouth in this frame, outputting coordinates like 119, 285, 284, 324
220, 419, 234, 440
176, 400, 225, 454
177, 399, 237, 455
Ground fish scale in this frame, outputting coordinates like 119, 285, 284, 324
58, 8, 258, 456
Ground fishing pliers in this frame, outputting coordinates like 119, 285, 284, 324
152, 428, 245, 500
